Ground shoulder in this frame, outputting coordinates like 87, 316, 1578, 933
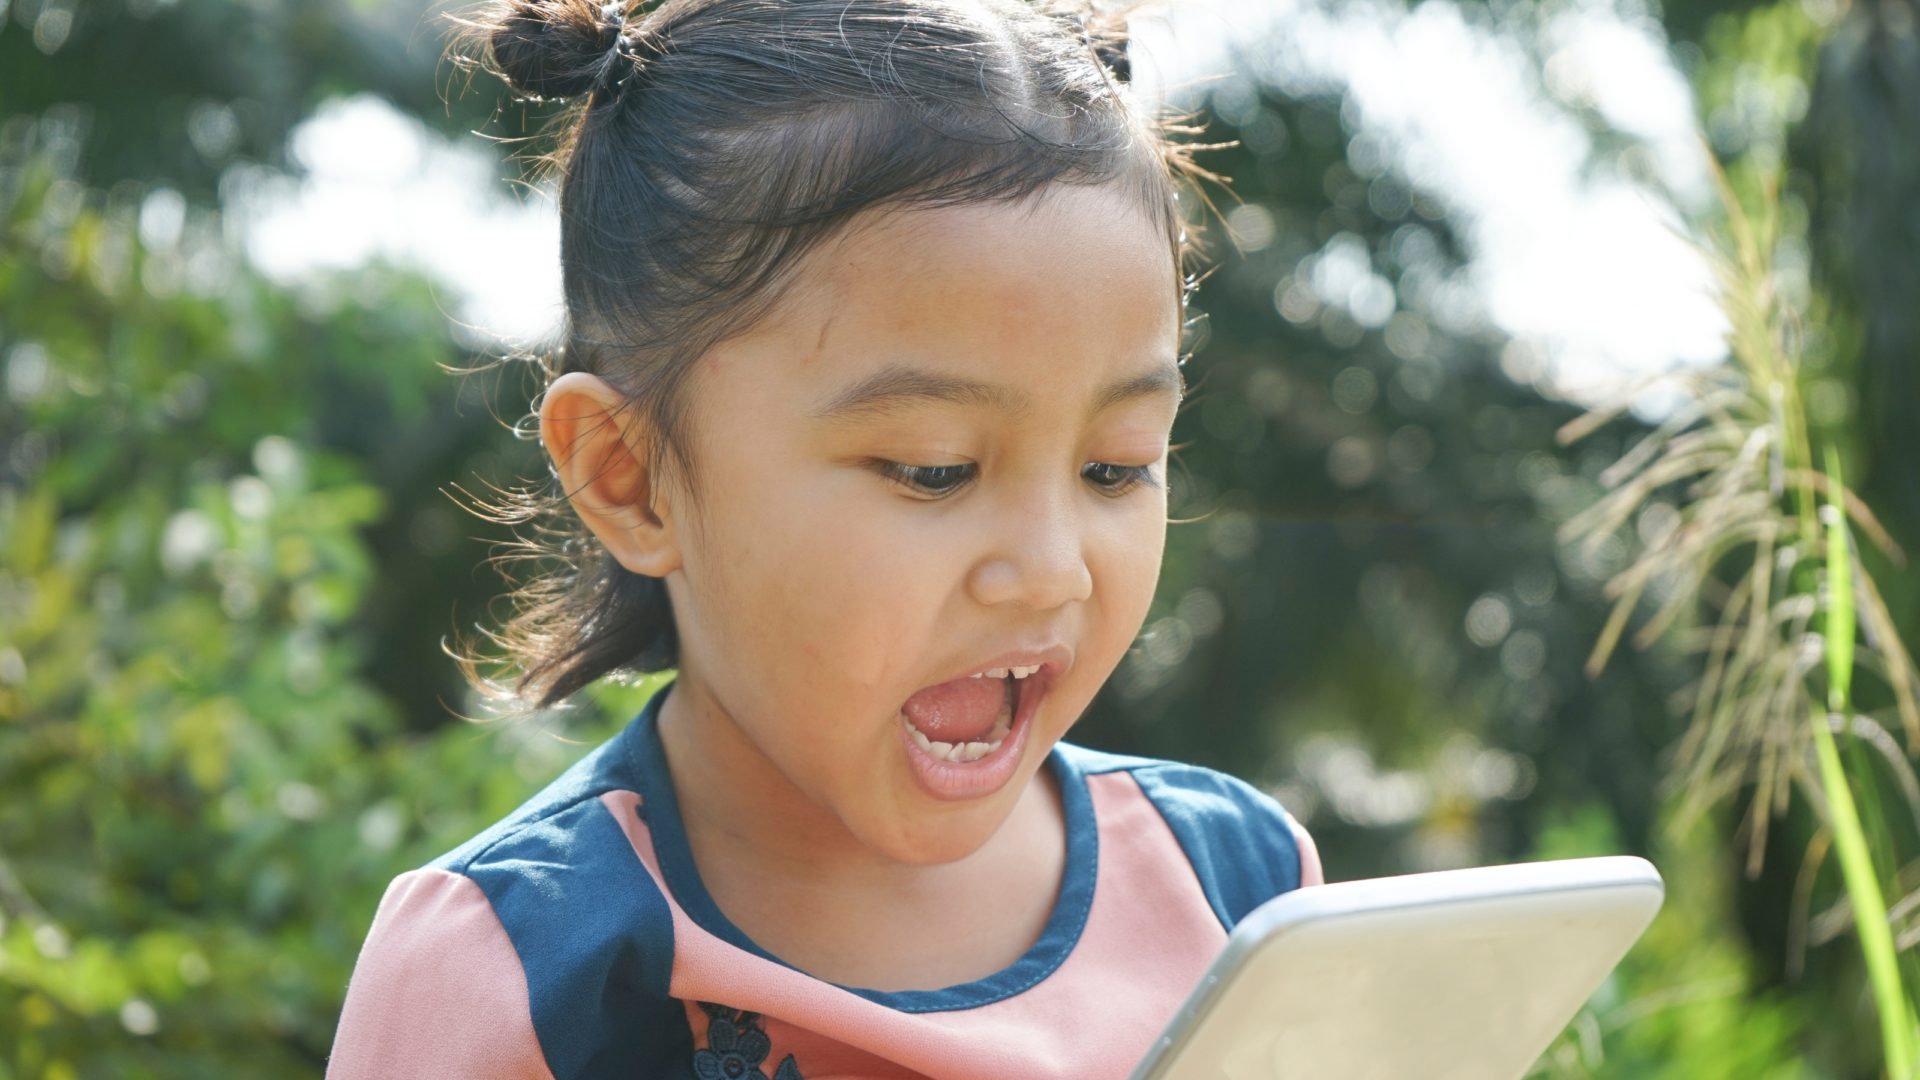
327, 867, 558, 1079
429, 773, 679, 1021
426, 728, 677, 994
330, 723, 689, 1079
1055, 741, 1324, 929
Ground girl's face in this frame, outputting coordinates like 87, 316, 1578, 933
662, 181, 1182, 863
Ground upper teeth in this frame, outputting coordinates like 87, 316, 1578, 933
970, 664, 1040, 680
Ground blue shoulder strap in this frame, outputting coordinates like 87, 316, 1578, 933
430, 705, 688, 1079
1060, 743, 1304, 931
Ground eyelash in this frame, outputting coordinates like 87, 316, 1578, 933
871, 460, 1159, 499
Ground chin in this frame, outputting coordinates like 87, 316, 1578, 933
869, 787, 1028, 866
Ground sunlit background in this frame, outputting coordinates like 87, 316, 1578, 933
5, 0, 1917, 1074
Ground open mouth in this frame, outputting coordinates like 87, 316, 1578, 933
901, 674, 1018, 763
895, 663, 1054, 800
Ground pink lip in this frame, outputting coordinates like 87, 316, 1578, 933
931, 642, 1074, 686
897, 646, 1068, 802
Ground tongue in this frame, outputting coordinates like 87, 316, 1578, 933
901, 676, 1009, 743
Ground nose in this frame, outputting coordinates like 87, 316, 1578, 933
966, 481, 1094, 611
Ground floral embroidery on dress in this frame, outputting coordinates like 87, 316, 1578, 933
693, 1002, 805, 1080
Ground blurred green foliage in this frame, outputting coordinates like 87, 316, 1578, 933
0, 95, 636, 1076
2, 0, 1917, 1075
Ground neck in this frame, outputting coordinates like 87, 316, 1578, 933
650, 667, 1069, 990
656, 669, 931, 887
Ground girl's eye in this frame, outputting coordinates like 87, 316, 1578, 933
873, 460, 977, 497
1082, 462, 1158, 497
869, 460, 1160, 499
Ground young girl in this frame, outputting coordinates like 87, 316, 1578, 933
326, 0, 1322, 1076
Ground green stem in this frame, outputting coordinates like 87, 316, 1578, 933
1822, 446, 1915, 1077
1810, 713, 1914, 1077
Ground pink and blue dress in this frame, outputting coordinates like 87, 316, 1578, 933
325, 680, 1313, 1079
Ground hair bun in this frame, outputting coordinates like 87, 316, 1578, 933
1094, 37, 1130, 83
1071, 6, 1132, 85
488, 0, 641, 101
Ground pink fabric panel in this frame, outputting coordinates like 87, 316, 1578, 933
1292, 816, 1326, 886
325, 868, 555, 1080
932, 771, 1228, 1074
756, 1012, 940, 1080
599, 770, 1224, 1080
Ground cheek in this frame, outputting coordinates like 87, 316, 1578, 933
683, 438, 1167, 727
687, 463, 950, 703
1088, 498, 1168, 655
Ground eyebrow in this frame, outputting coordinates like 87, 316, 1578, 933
809, 361, 1186, 425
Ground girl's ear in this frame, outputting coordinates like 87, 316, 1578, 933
538, 372, 682, 578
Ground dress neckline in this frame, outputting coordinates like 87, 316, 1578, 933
620, 678, 1100, 1013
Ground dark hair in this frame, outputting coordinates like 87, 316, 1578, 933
440, 0, 1228, 715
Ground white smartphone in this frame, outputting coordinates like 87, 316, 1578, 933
1129, 855, 1665, 1080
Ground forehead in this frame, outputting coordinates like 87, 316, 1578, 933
812, 183, 1176, 319
701, 183, 1181, 414
824, 185, 1174, 350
